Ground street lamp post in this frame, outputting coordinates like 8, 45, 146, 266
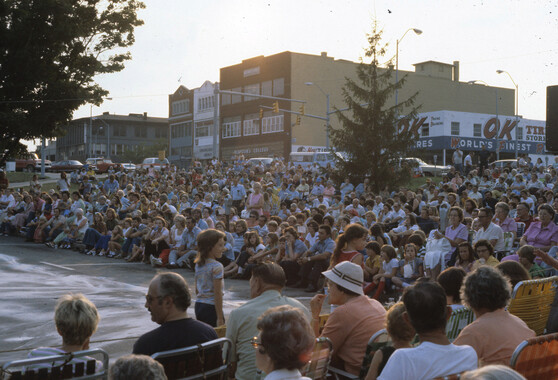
395, 28, 422, 111
468, 80, 500, 159
93, 117, 111, 158
497, 70, 519, 159
305, 82, 330, 150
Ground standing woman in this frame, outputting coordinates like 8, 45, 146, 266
329, 223, 367, 268
145, 216, 170, 264
57, 172, 70, 192
246, 182, 264, 216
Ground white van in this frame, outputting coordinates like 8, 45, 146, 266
289, 151, 340, 169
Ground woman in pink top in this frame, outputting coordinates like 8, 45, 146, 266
246, 182, 264, 216
329, 223, 367, 269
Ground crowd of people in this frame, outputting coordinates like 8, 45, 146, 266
2, 151, 558, 378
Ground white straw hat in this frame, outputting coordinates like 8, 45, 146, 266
322, 261, 364, 295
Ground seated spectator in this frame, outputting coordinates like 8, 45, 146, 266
379, 282, 478, 379
310, 262, 386, 375
472, 239, 499, 270
517, 245, 545, 278
364, 302, 415, 380
493, 202, 517, 240
473, 207, 505, 252
519, 203, 558, 252
388, 214, 420, 248
363, 241, 382, 282
133, 273, 217, 356
295, 224, 336, 292
277, 226, 307, 286
27, 294, 102, 372
496, 261, 530, 288
226, 263, 309, 380
437, 267, 466, 311
461, 364, 526, 380
454, 242, 478, 273
254, 305, 314, 380
392, 243, 423, 288
454, 266, 535, 366
109, 355, 167, 380
364, 245, 399, 299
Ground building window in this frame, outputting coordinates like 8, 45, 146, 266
135, 126, 147, 138
155, 128, 167, 138
517, 126, 523, 140
273, 78, 284, 96
171, 122, 192, 138
172, 99, 190, 115
473, 123, 482, 137
421, 123, 429, 137
93, 125, 105, 136
231, 87, 242, 104
222, 91, 231, 106
223, 121, 241, 138
243, 118, 260, 136
244, 83, 259, 101
195, 121, 213, 137
262, 115, 284, 134
451, 122, 460, 136
198, 95, 215, 111
261, 80, 272, 96
112, 125, 126, 137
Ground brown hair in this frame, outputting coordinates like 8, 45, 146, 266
331, 224, 368, 266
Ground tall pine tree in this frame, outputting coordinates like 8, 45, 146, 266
330, 23, 419, 193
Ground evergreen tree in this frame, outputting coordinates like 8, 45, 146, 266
330, 23, 419, 193
0, 0, 145, 165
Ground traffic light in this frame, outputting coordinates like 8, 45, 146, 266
296, 115, 301, 126
299, 104, 305, 116
259, 108, 263, 119
272, 101, 279, 113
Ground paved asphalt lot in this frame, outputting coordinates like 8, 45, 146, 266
0, 236, 316, 364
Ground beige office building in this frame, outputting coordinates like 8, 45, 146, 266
219, 51, 515, 161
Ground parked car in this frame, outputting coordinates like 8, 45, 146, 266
139, 157, 169, 171
50, 160, 84, 172
289, 151, 342, 169
247, 157, 274, 170
490, 159, 518, 169
85, 158, 122, 173
15, 153, 52, 172
121, 162, 137, 172
401, 157, 451, 177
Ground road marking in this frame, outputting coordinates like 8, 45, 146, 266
40, 262, 75, 271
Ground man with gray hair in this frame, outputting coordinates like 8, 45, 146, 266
133, 273, 217, 356
109, 355, 167, 380
226, 263, 309, 380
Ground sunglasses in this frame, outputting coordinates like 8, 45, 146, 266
251, 337, 266, 354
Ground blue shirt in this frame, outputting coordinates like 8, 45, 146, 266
230, 184, 247, 201
309, 237, 335, 257
181, 226, 201, 250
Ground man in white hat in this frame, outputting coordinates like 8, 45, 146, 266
310, 261, 386, 376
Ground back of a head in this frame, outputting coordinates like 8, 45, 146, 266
54, 293, 99, 346
385, 302, 415, 343
437, 267, 466, 304
461, 364, 526, 380
461, 266, 511, 313
155, 273, 191, 312
496, 261, 530, 289
252, 262, 286, 288
402, 282, 448, 335
257, 305, 314, 371
109, 355, 167, 380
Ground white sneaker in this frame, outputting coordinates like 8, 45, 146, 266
150, 255, 163, 267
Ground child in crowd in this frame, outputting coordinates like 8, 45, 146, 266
363, 241, 382, 282
365, 245, 399, 299
194, 229, 226, 327
364, 302, 415, 380
392, 243, 423, 288
107, 225, 124, 258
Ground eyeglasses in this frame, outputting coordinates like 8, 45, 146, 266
251, 337, 266, 354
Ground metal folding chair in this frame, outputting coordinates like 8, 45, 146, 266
510, 332, 558, 379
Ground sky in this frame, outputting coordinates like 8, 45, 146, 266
29, 0, 558, 148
